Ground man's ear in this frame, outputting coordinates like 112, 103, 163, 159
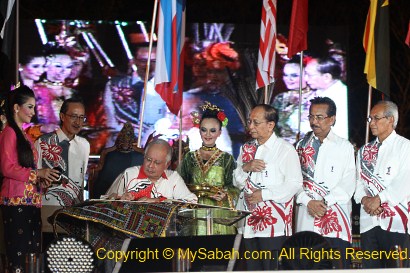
268, 121, 276, 132
323, 73, 333, 82
330, 115, 336, 126
166, 160, 171, 169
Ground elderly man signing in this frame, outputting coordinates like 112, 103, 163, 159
106, 139, 197, 203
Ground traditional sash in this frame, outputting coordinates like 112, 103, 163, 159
297, 132, 351, 241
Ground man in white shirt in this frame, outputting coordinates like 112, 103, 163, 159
355, 101, 410, 268
106, 139, 197, 203
295, 97, 356, 268
304, 57, 349, 139
233, 104, 302, 270
35, 97, 90, 232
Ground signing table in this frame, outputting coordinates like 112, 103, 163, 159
49, 200, 250, 272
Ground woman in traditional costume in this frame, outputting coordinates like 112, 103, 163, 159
178, 102, 238, 235
33, 46, 75, 132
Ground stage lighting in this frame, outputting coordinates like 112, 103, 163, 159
46, 236, 95, 273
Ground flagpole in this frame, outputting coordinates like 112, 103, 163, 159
137, 0, 159, 148
178, 105, 183, 165
296, 51, 304, 142
15, 0, 19, 84
264, 85, 268, 104
365, 85, 372, 143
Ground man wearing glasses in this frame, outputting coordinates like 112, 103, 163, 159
105, 139, 197, 203
295, 97, 356, 268
35, 97, 90, 234
233, 104, 302, 270
354, 101, 410, 268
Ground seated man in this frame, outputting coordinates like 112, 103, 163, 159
105, 139, 197, 203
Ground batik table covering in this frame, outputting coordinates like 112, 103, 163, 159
49, 200, 183, 250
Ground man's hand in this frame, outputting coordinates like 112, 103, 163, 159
37, 168, 61, 186
242, 159, 266, 173
361, 196, 383, 216
307, 200, 327, 218
120, 192, 134, 201
137, 197, 160, 203
245, 190, 263, 204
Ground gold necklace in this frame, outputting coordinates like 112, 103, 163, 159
200, 144, 218, 151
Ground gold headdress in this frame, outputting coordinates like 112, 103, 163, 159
191, 101, 228, 128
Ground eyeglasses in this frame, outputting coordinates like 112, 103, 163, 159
246, 119, 268, 126
144, 156, 165, 166
367, 116, 387, 123
308, 115, 330, 122
64, 113, 87, 123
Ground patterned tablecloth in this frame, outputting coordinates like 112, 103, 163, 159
50, 200, 185, 250
50, 200, 250, 251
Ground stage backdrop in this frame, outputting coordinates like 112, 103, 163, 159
19, 20, 349, 159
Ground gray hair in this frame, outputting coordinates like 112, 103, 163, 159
145, 138, 173, 162
376, 100, 399, 129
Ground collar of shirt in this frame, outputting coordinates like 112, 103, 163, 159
313, 128, 337, 144
256, 132, 278, 150
376, 130, 396, 146
137, 166, 168, 180
56, 128, 80, 144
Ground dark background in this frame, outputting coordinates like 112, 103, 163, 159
3, 0, 410, 147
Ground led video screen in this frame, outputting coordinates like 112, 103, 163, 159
19, 20, 349, 158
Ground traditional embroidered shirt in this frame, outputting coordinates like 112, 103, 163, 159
35, 128, 90, 207
354, 131, 410, 234
0, 126, 42, 207
295, 130, 356, 242
233, 133, 302, 238
106, 166, 198, 203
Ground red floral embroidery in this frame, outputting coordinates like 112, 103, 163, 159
297, 146, 315, 167
379, 203, 396, 219
314, 209, 342, 235
247, 205, 277, 232
40, 142, 63, 162
362, 144, 379, 163
242, 143, 257, 163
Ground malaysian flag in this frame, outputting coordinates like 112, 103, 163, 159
154, 0, 186, 115
256, 0, 277, 90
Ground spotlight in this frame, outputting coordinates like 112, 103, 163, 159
46, 236, 95, 273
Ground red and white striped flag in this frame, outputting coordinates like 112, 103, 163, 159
256, 0, 277, 90
154, 0, 186, 115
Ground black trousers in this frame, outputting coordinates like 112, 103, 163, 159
361, 226, 410, 268
1, 205, 41, 272
243, 236, 286, 270
325, 237, 351, 269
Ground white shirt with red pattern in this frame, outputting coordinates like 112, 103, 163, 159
295, 130, 356, 242
106, 166, 198, 203
233, 133, 302, 238
355, 131, 410, 234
